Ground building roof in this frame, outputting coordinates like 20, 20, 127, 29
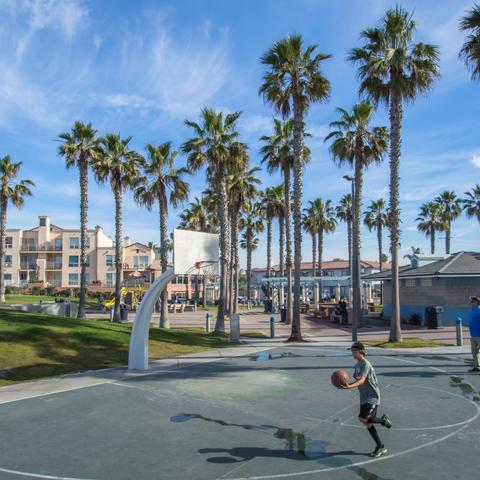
253, 260, 390, 272
364, 251, 480, 280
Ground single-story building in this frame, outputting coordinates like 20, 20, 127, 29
363, 251, 480, 325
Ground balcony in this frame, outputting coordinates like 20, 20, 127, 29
20, 242, 62, 252
20, 262, 37, 270
46, 262, 62, 270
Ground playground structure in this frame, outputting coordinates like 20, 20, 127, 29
128, 229, 219, 371
103, 286, 145, 311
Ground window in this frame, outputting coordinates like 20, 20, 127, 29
4, 255, 12, 267
106, 255, 114, 267
69, 255, 79, 267
405, 279, 416, 287
69, 237, 79, 249
4, 274, 11, 281
105, 273, 114, 286
85, 237, 90, 248
85, 273, 90, 284
133, 255, 149, 267
54, 238, 62, 250
5, 236, 12, 248
68, 273, 78, 285
84, 255, 90, 267
39, 218, 46, 226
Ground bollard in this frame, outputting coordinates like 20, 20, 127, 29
456, 316, 463, 347
230, 313, 240, 342
205, 313, 211, 333
270, 316, 275, 339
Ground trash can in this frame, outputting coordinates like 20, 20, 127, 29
425, 306, 443, 329
280, 306, 287, 322
120, 304, 129, 322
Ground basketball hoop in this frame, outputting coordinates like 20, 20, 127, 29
188, 260, 219, 278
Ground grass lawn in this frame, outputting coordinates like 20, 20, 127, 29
364, 337, 452, 348
4, 294, 98, 307
0, 309, 236, 387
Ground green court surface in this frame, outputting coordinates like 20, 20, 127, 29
0, 346, 479, 479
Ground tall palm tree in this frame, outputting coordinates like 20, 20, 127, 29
179, 196, 217, 233
326, 102, 388, 341
240, 203, 263, 303
348, 7, 440, 342
336, 193, 353, 282
182, 108, 246, 332
364, 199, 389, 270
309, 198, 337, 300
58, 121, 99, 318
459, 4, 480, 79
0, 157, 34, 302
302, 205, 318, 305
435, 191, 461, 255
260, 34, 331, 341
134, 142, 190, 328
461, 184, 480, 225
228, 165, 260, 313
416, 201, 441, 255
93, 134, 144, 323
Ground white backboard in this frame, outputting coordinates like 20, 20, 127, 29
173, 229, 219, 275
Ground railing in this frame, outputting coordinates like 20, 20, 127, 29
20, 262, 37, 269
46, 262, 62, 269
20, 242, 62, 252
4, 262, 12, 268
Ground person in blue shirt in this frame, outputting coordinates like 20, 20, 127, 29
468, 296, 480, 373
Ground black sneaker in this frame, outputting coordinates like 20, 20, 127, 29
381, 414, 392, 429
369, 446, 388, 458
468, 367, 480, 373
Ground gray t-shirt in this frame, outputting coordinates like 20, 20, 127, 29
353, 358, 380, 405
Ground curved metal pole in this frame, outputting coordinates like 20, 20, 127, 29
128, 268, 175, 370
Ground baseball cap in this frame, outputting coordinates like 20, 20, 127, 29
349, 341, 366, 351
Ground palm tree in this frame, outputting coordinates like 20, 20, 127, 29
182, 108, 246, 332
348, 7, 440, 342
134, 142, 190, 328
240, 203, 263, 303
459, 4, 480, 79
336, 194, 353, 283
0, 157, 34, 302
416, 201, 441, 255
302, 205, 318, 305
179, 196, 217, 233
228, 165, 260, 313
309, 198, 337, 300
260, 34, 331, 341
461, 184, 480, 224
404, 246, 421, 261
93, 134, 144, 323
364, 199, 389, 270
58, 121, 99, 318
435, 191, 461, 255
326, 102, 388, 341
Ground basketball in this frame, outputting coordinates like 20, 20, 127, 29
331, 370, 349, 388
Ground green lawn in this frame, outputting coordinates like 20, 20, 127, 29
0, 309, 235, 387
364, 337, 451, 348
4, 294, 98, 307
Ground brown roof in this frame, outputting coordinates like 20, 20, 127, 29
253, 260, 391, 272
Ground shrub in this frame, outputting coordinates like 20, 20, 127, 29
45, 286, 56, 296
31, 286, 41, 295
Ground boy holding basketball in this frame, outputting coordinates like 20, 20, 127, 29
340, 341, 392, 457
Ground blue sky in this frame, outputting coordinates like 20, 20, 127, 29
1, 0, 479, 268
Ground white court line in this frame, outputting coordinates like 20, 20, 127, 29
0, 467, 94, 480
388, 356, 448, 373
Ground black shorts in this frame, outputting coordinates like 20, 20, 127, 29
359, 403, 378, 420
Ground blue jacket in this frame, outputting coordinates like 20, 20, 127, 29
468, 306, 480, 337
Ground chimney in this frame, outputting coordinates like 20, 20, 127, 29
124, 236, 131, 247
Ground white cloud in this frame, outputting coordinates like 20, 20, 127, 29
471, 155, 480, 168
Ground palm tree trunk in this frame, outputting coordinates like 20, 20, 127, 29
290, 96, 304, 341
224, 202, 231, 316
215, 173, 227, 331
279, 216, 285, 308
159, 196, 169, 328
311, 232, 317, 305
388, 90, 403, 342
317, 228, 323, 301
377, 225, 383, 304
232, 211, 239, 313
430, 226, 435, 255
0, 199, 7, 303
113, 186, 123, 323
78, 159, 88, 319
247, 237, 252, 303
445, 224, 451, 255
347, 219, 352, 289
352, 139, 364, 342
266, 218, 272, 301
284, 167, 293, 325
228, 210, 235, 315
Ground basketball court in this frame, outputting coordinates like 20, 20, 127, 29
0, 344, 478, 480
